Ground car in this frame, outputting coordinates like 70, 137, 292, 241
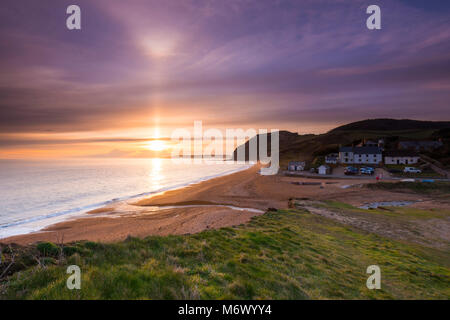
360, 167, 375, 175
388, 168, 402, 174
403, 167, 422, 173
344, 166, 359, 175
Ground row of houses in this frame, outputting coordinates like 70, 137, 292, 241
288, 146, 420, 173
288, 139, 441, 172
332, 146, 420, 165
339, 146, 383, 164
288, 161, 330, 174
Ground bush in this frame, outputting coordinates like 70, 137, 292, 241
36, 242, 59, 257
312, 145, 339, 157
84, 241, 100, 250
40, 257, 57, 266
62, 246, 78, 256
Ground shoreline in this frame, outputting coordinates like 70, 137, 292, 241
1, 163, 437, 245
0, 161, 253, 241
1, 164, 263, 244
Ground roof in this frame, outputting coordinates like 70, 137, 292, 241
318, 165, 330, 169
339, 146, 382, 154
354, 146, 382, 154
339, 146, 354, 152
384, 150, 419, 157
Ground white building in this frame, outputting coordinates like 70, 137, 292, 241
318, 165, 331, 175
339, 146, 382, 165
325, 153, 338, 164
288, 161, 305, 171
384, 150, 420, 165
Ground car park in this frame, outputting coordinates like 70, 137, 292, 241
360, 167, 375, 175
344, 166, 359, 175
403, 167, 422, 173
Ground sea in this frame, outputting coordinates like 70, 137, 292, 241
0, 158, 251, 239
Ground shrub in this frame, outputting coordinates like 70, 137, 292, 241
40, 257, 57, 266
84, 241, 100, 250
62, 246, 78, 256
36, 242, 59, 257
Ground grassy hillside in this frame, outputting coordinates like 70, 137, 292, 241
329, 119, 450, 132
367, 181, 450, 195
232, 119, 450, 167
1, 206, 449, 299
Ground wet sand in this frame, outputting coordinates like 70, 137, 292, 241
2, 164, 443, 245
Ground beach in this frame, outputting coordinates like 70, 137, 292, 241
3, 163, 443, 245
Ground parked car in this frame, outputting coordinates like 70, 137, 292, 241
388, 168, 402, 174
360, 167, 375, 175
344, 166, 359, 175
403, 167, 422, 173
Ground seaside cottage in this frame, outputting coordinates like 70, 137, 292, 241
384, 150, 420, 165
288, 161, 306, 171
318, 165, 331, 175
339, 146, 382, 165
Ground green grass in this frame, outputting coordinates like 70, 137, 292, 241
1, 209, 449, 300
367, 181, 450, 194
317, 199, 450, 219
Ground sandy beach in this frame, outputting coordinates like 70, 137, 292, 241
2, 164, 445, 245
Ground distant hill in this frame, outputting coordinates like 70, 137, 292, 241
329, 119, 450, 132
232, 118, 450, 166
232, 130, 303, 161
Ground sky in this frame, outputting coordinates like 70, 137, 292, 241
0, 0, 449, 158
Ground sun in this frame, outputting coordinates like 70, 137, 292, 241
145, 140, 167, 151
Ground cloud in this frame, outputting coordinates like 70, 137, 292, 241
0, 0, 449, 138
0, 136, 171, 147
86, 148, 168, 158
